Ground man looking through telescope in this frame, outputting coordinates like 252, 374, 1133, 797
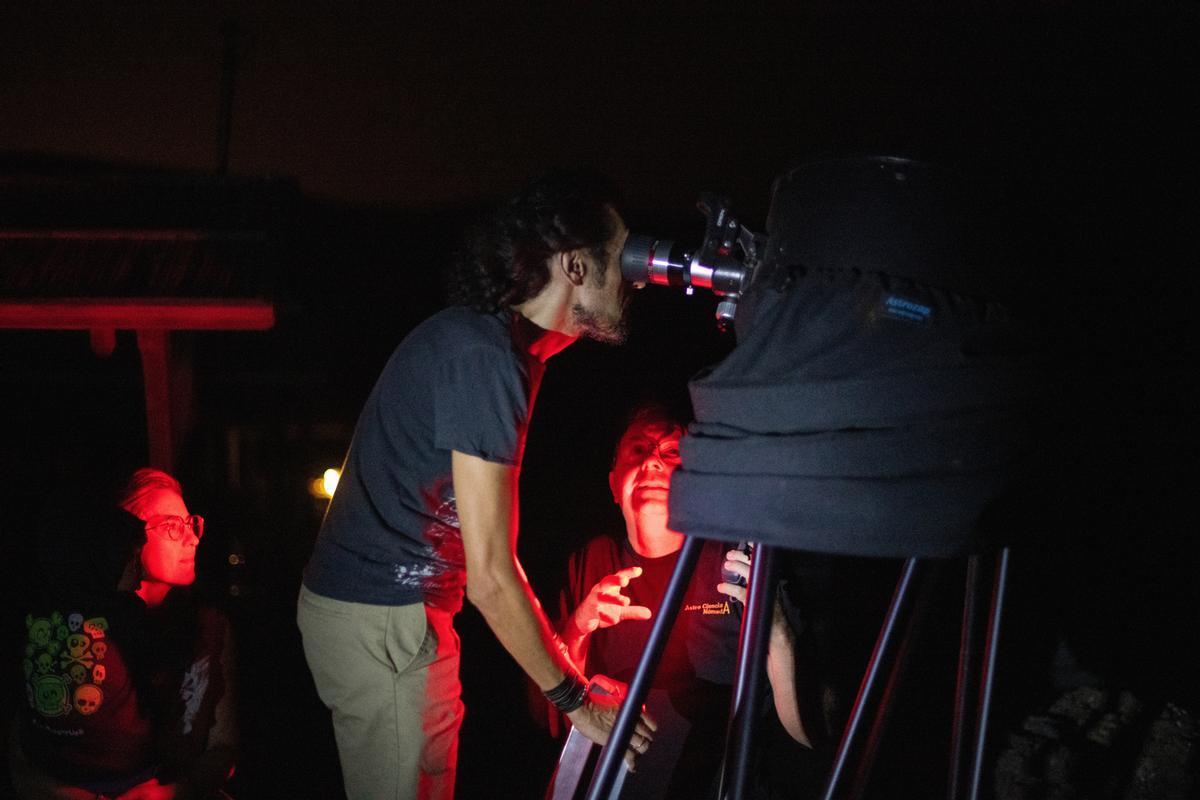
297, 172, 655, 800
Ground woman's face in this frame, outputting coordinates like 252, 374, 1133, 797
135, 487, 198, 587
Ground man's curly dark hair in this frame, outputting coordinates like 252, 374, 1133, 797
447, 170, 622, 312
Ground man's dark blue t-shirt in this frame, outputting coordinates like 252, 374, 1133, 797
303, 307, 544, 612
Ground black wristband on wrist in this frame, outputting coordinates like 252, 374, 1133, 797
544, 673, 588, 713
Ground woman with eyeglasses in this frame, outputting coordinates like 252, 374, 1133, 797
9, 468, 238, 800
120, 469, 206, 609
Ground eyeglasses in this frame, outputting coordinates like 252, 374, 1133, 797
620, 438, 682, 465
144, 514, 205, 542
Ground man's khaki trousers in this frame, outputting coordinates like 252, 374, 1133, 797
298, 586, 463, 800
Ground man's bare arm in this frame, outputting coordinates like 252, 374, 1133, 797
452, 451, 655, 762
454, 450, 577, 689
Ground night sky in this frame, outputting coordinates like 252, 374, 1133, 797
11, 4, 1191, 214
2, 3, 1199, 798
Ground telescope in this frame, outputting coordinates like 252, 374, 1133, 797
619, 193, 765, 330
592, 156, 1039, 800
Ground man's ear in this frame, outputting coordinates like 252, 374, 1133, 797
562, 249, 588, 286
608, 470, 620, 504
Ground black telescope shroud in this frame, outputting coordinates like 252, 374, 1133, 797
589, 157, 1040, 800
668, 156, 1037, 559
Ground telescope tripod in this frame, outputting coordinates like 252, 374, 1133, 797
554, 538, 1011, 800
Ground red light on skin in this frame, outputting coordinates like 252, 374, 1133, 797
131, 488, 199, 608
609, 419, 685, 559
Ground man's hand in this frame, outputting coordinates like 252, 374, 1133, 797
717, 548, 752, 605
717, 546, 787, 631
565, 674, 657, 772
570, 566, 652, 636
717, 545, 814, 747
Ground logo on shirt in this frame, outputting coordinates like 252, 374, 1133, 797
681, 601, 733, 616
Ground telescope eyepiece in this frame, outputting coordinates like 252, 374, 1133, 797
619, 234, 693, 288
618, 196, 761, 328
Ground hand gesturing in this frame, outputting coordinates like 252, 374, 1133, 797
573, 566, 652, 635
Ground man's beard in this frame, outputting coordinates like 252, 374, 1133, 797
571, 301, 628, 345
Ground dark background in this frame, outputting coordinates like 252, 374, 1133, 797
2, 3, 1198, 797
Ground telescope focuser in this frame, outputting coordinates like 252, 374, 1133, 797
619, 193, 763, 331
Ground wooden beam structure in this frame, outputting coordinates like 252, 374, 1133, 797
1, 297, 275, 470
0, 171, 291, 472
0, 298, 275, 330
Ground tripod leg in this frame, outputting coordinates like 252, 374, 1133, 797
948, 555, 985, 800
585, 535, 705, 800
719, 543, 777, 800
849, 559, 941, 800
966, 547, 1010, 800
820, 558, 921, 800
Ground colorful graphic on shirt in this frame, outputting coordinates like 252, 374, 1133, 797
33, 674, 70, 717
83, 618, 108, 639
27, 617, 52, 648
394, 477, 466, 603
73, 684, 103, 715
25, 612, 109, 718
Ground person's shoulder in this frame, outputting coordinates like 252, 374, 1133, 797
378, 307, 513, 382
391, 307, 514, 368
412, 306, 509, 347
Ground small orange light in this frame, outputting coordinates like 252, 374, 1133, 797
309, 468, 341, 499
